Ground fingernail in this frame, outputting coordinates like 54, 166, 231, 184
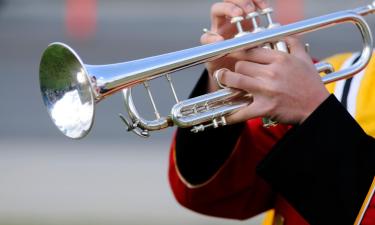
214, 68, 229, 89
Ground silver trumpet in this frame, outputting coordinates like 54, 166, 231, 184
39, 2, 375, 139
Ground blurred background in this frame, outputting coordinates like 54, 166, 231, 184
0, 0, 374, 224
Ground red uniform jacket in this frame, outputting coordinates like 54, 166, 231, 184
169, 118, 311, 224
169, 113, 375, 224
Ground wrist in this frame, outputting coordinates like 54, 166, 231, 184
298, 90, 330, 125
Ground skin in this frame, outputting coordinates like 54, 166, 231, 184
201, 0, 330, 125
201, 0, 269, 92
220, 37, 330, 125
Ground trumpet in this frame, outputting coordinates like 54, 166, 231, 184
39, 2, 375, 139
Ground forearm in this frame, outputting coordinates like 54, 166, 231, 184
257, 94, 375, 225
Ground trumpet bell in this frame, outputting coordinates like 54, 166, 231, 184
39, 42, 95, 139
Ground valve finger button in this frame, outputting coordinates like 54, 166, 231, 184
261, 7, 280, 29
231, 16, 249, 38
246, 11, 264, 33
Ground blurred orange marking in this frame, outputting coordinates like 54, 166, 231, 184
66, 0, 97, 40
275, 0, 304, 25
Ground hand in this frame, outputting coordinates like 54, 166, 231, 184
201, 0, 269, 92
218, 37, 330, 125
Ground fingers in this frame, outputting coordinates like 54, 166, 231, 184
223, 0, 269, 12
285, 36, 312, 63
209, 0, 270, 40
225, 101, 263, 124
200, 32, 224, 45
252, 0, 269, 9
218, 67, 262, 92
211, 2, 244, 20
243, 47, 288, 65
210, 2, 244, 32
210, 0, 269, 29
223, 0, 255, 14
